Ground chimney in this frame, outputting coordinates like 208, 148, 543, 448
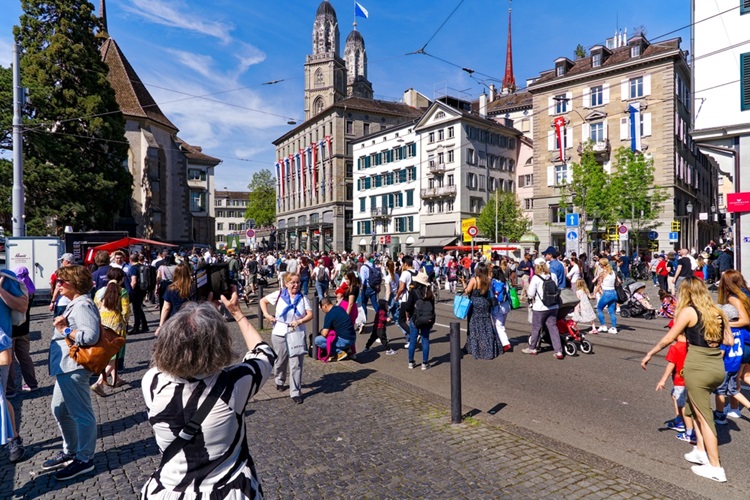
489, 84, 497, 102
479, 92, 487, 118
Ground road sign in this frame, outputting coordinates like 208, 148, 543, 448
462, 218, 477, 242
618, 225, 628, 234
668, 232, 679, 243
566, 230, 578, 240
648, 231, 658, 241
744, 236, 750, 244
467, 225, 479, 238
246, 229, 255, 238
566, 213, 579, 227
565, 228, 579, 255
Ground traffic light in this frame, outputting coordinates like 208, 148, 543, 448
670, 221, 681, 232
606, 226, 617, 241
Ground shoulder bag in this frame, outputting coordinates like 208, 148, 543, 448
614, 279, 628, 304
65, 323, 126, 379
453, 294, 471, 320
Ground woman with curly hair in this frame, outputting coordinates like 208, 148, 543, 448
91, 268, 130, 395
641, 277, 733, 482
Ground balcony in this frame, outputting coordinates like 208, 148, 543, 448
428, 162, 447, 175
577, 139, 611, 158
421, 185, 457, 199
371, 207, 391, 219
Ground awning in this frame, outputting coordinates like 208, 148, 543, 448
92, 237, 177, 253
412, 236, 457, 248
358, 238, 368, 246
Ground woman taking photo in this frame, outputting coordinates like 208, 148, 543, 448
44, 265, 100, 481
91, 268, 130, 396
141, 290, 276, 499
157, 263, 196, 334
524, 262, 564, 359
463, 263, 501, 360
594, 258, 619, 334
641, 277, 732, 483
259, 273, 313, 404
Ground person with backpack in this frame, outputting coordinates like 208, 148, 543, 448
395, 255, 417, 347
524, 261, 564, 359
128, 253, 149, 334
463, 263, 502, 360
312, 260, 330, 299
358, 253, 382, 326
491, 265, 513, 353
402, 271, 435, 369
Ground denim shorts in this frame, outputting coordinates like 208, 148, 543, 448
714, 371, 740, 397
671, 385, 686, 407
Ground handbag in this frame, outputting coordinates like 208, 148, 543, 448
453, 294, 471, 320
65, 323, 126, 377
509, 287, 521, 310
286, 328, 307, 357
614, 280, 628, 304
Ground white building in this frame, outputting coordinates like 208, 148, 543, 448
214, 191, 250, 249
692, 0, 750, 269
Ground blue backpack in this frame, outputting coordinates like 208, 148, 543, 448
491, 278, 508, 304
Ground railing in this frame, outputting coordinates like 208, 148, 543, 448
428, 163, 447, 175
371, 207, 391, 218
421, 185, 457, 198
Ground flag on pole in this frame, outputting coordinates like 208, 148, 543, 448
300, 148, 306, 202
312, 143, 318, 199
553, 116, 566, 162
355, 2, 368, 19
629, 102, 641, 153
280, 160, 285, 199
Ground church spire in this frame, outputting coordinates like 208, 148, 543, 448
100, 0, 108, 35
502, 0, 516, 94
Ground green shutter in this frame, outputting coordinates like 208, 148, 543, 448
743, 0, 750, 14
406, 190, 414, 206
365, 156, 371, 168
742, 52, 750, 111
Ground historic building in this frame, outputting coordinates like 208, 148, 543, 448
178, 139, 220, 244
273, 1, 424, 252
214, 191, 250, 249
692, 0, 749, 269
527, 31, 720, 253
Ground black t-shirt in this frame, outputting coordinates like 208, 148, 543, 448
678, 256, 693, 278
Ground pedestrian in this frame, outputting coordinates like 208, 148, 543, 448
490, 265, 513, 352
7, 266, 39, 395
141, 296, 276, 499
571, 279, 597, 332
127, 253, 149, 334
359, 253, 381, 325
43, 265, 100, 480
395, 255, 417, 347
524, 262, 564, 359
157, 263, 197, 334
446, 259, 459, 295
658, 289, 677, 319
91, 250, 112, 293
312, 260, 330, 299
50, 253, 75, 316
336, 271, 360, 327
156, 254, 177, 312
716, 269, 750, 419
91, 268, 130, 396
364, 299, 394, 355
298, 256, 313, 295
656, 254, 669, 292
641, 277, 732, 483
464, 263, 501, 360
655, 332, 696, 444
260, 273, 313, 404
316, 297, 357, 361
384, 260, 400, 322
593, 258, 619, 334
402, 271, 435, 369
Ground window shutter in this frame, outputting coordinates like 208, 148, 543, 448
620, 117, 629, 140
518, 175, 524, 188
582, 89, 590, 108
566, 128, 573, 149
603, 160, 612, 175
742, 53, 750, 110
643, 74, 651, 96
602, 83, 610, 104
603, 121, 609, 140
581, 123, 590, 141
548, 96, 555, 115
566, 91, 573, 111
547, 166, 555, 186
642, 113, 652, 137
548, 131, 555, 151
621, 79, 628, 100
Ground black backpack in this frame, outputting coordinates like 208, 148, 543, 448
412, 289, 436, 328
540, 276, 560, 307
137, 264, 151, 291
367, 263, 383, 289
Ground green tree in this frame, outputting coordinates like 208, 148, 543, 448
477, 190, 530, 242
574, 44, 587, 58
244, 169, 276, 227
5, 0, 131, 234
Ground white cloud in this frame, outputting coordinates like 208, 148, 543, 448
164, 48, 216, 80
0, 39, 13, 67
123, 0, 233, 43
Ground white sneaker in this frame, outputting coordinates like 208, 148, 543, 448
726, 407, 742, 419
404, 343, 410, 349
375, 338, 382, 344
408, 362, 415, 369
598, 325, 608, 333
684, 446, 709, 465
691, 464, 726, 482
608, 327, 618, 334
421, 362, 430, 371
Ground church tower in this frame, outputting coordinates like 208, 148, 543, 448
344, 23, 373, 99
304, 1, 347, 120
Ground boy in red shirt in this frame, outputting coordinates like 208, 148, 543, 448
656, 332, 695, 444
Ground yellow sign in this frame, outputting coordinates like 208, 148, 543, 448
462, 218, 477, 242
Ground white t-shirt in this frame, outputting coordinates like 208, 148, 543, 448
398, 269, 415, 303
264, 290, 312, 337
566, 263, 580, 285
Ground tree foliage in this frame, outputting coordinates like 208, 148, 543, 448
3, 0, 132, 234
574, 44, 587, 58
244, 169, 276, 227
477, 190, 530, 242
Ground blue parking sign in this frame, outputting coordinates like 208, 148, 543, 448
566, 213, 579, 227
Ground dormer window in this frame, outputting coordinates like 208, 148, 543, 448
592, 53, 602, 68
554, 57, 574, 78
631, 45, 641, 57
556, 65, 565, 77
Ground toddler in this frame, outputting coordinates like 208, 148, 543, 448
363, 299, 395, 355
657, 289, 676, 319
571, 279, 597, 331
656, 332, 695, 444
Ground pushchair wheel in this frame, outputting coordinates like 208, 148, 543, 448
644, 310, 655, 320
564, 342, 577, 357
619, 309, 631, 318
580, 340, 593, 354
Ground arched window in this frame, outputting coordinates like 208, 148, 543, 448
314, 97, 325, 116
315, 68, 323, 87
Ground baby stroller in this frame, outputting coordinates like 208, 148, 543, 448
537, 293, 593, 356
619, 282, 656, 319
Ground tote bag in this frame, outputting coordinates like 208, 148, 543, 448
509, 287, 521, 310
286, 328, 308, 357
453, 294, 471, 320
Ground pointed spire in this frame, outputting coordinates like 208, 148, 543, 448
502, 0, 516, 94
100, 0, 108, 34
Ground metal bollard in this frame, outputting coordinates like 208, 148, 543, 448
311, 295, 320, 358
257, 284, 265, 330
449, 321, 462, 424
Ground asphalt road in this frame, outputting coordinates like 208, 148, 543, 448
348, 288, 749, 500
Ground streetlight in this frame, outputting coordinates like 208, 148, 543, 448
686, 201, 694, 251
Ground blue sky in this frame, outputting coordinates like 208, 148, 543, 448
0, 0, 690, 191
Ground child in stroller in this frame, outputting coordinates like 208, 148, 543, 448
537, 292, 594, 356
619, 282, 656, 319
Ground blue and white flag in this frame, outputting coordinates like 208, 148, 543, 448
355, 2, 368, 19
629, 102, 641, 153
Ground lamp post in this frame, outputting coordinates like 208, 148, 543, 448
686, 201, 694, 251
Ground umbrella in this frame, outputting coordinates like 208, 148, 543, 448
91, 237, 177, 253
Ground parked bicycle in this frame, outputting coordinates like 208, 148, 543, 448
629, 262, 650, 281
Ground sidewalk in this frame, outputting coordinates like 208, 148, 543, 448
0, 303, 701, 499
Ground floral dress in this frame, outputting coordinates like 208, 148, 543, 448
572, 289, 596, 324
466, 289, 501, 360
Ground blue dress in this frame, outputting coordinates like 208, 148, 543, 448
466, 289, 501, 360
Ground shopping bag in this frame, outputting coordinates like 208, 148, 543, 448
286, 328, 308, 357
453, 294, 471, 320
509, 287, 521, 310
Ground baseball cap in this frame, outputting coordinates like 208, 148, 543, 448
59, 253, 75, 263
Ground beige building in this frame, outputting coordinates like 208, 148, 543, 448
527, 33, 719, 253
273, 1, 424, 252
178, 139, 220, 244
214, 191, 249, 248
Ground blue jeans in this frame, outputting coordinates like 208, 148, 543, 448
597, 290, 618, 328
300, 276, 310, 295
315, 280, 329, 299
314, 334, 354, 355
51, 369, 97, 462
360, 286, 379, 322
408, 320, 431, 364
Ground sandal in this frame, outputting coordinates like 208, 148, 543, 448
90, 384, 107, 397
112, 378, 128, 388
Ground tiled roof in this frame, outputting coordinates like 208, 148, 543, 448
176, 137, 221, 165
215, 190, 250, 198
530, 38, 682, 87
101, 38, 178, 132
333, 97, 423, 118
486, 90, 533, 114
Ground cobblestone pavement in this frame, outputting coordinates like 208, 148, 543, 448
0, 302, 702, 499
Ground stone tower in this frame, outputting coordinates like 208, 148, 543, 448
304, 1, 347, 120
344, 24, 373, 99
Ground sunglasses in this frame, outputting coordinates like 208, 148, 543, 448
56, 279, 67, 286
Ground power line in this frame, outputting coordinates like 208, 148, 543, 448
412, 0, 465, 54
650, 4, 739, 42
